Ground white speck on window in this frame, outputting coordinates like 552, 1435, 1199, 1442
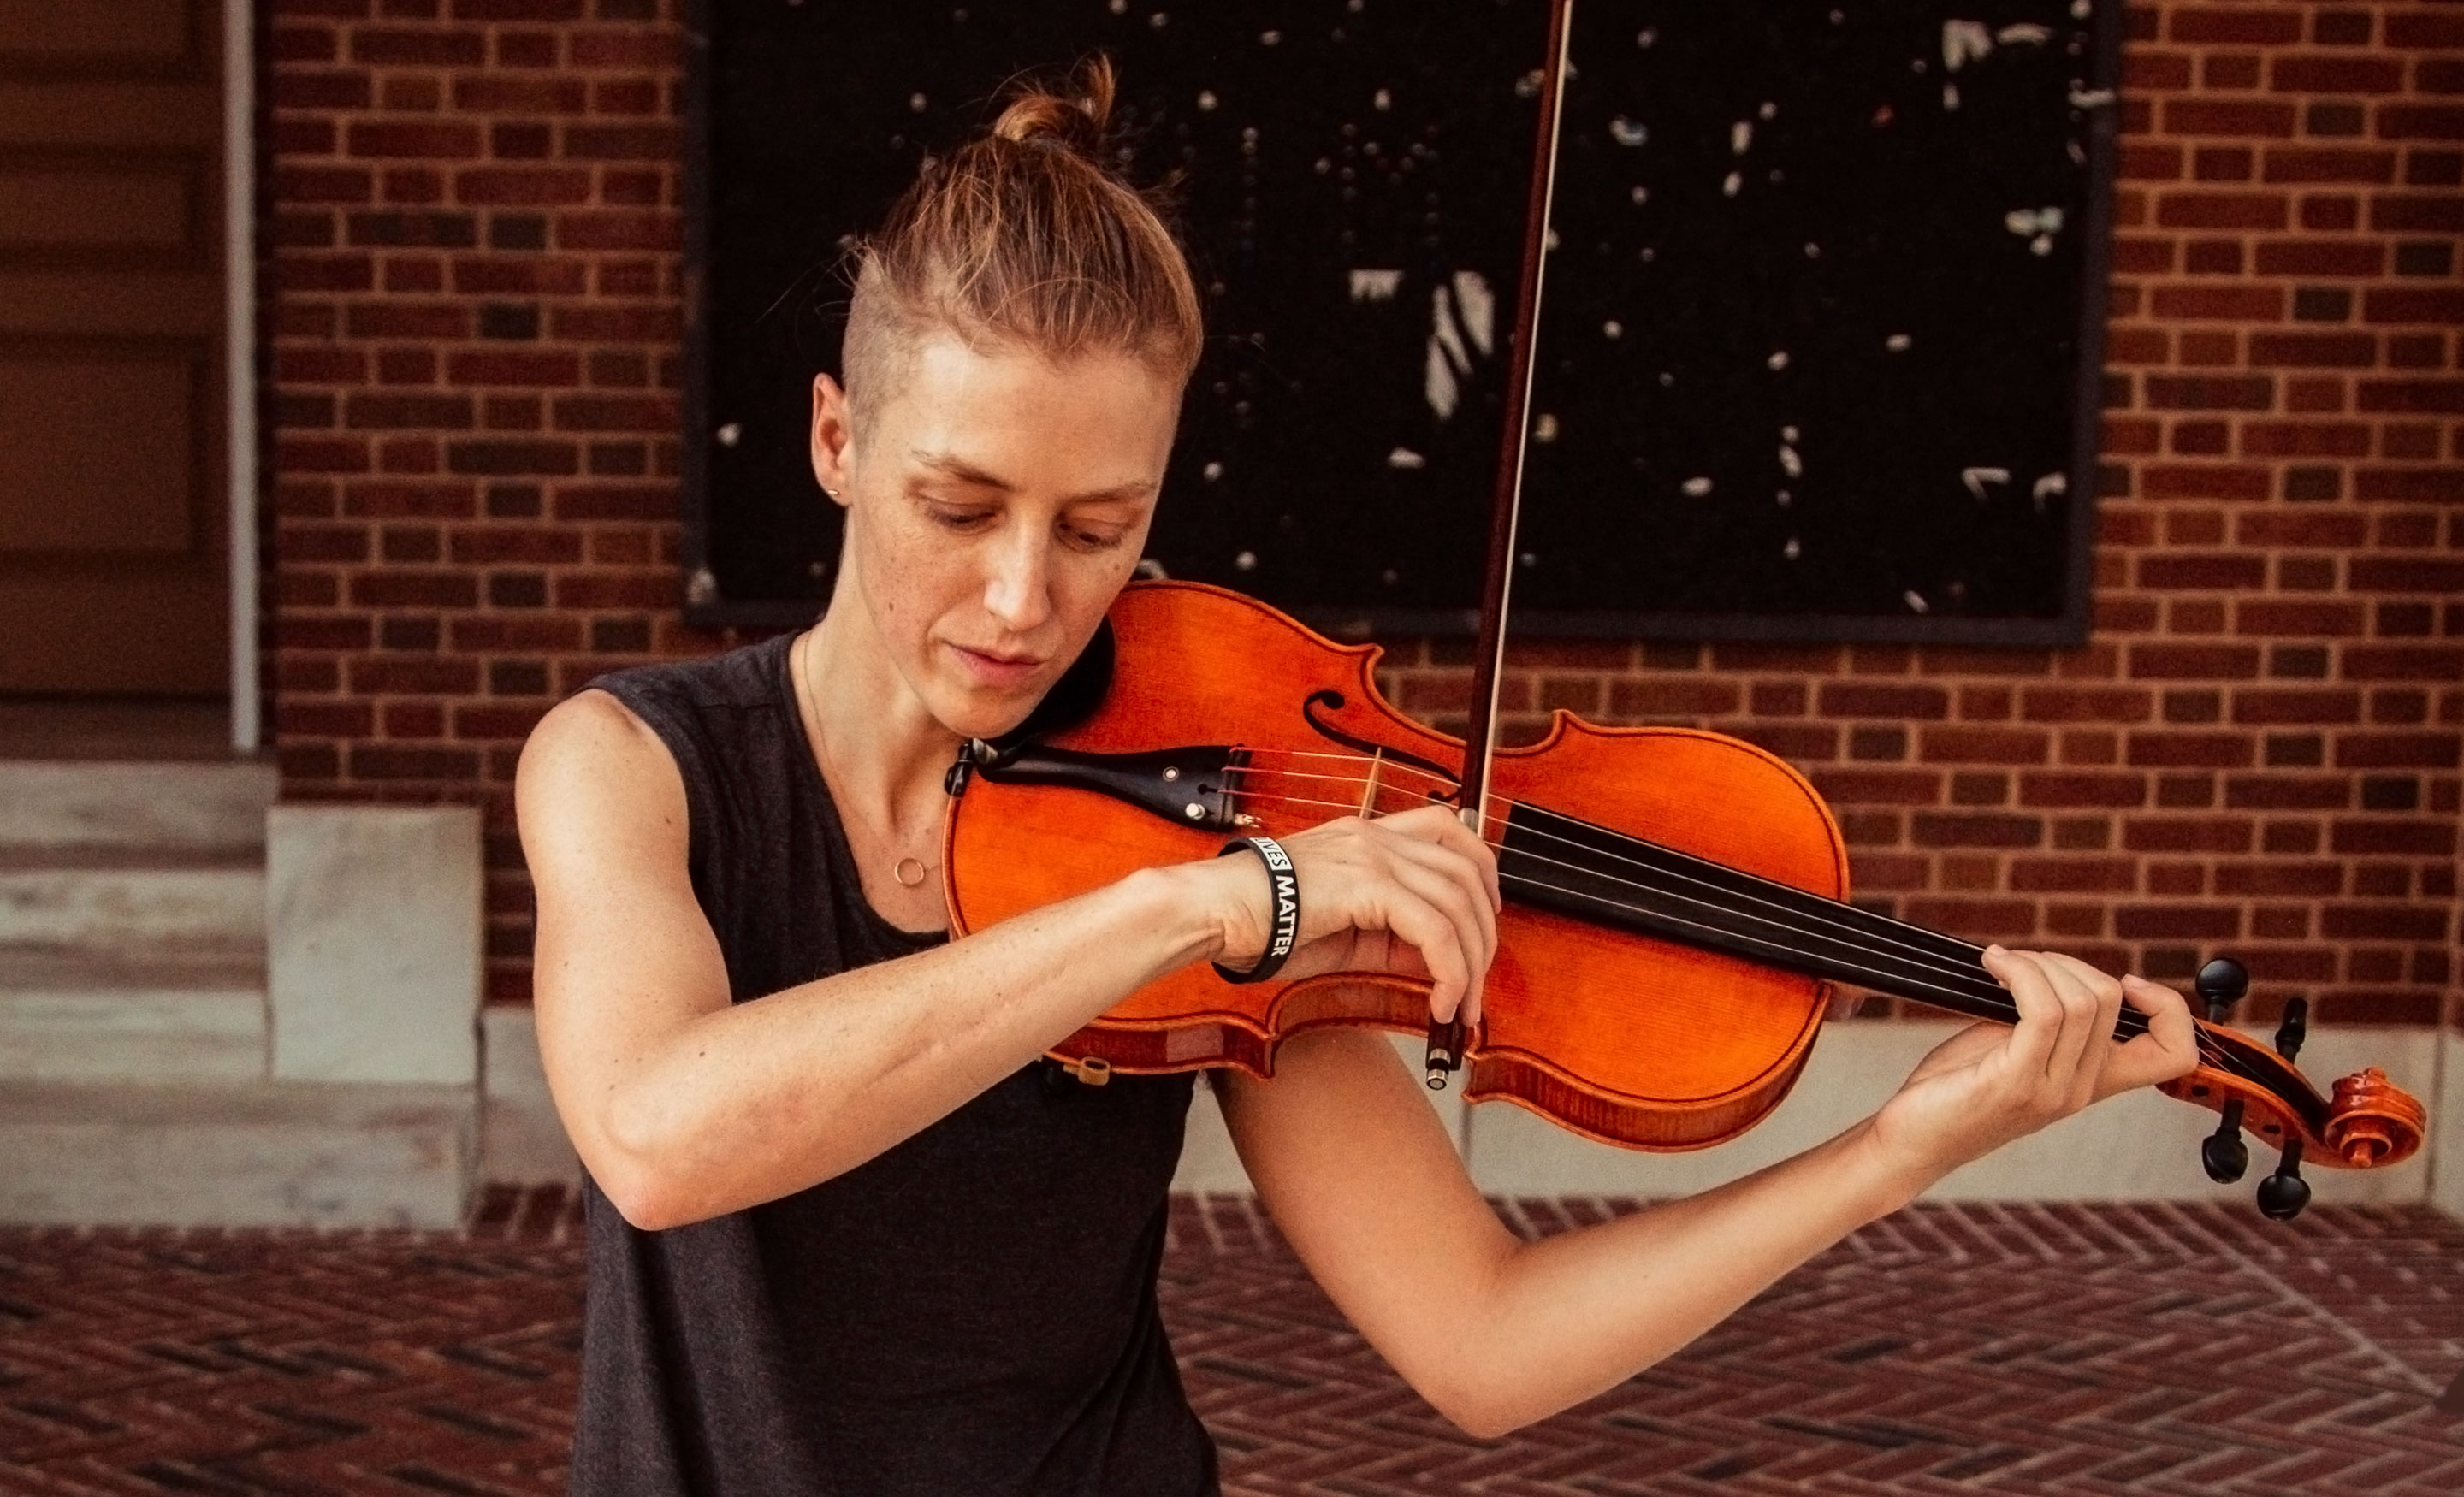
1348, 268, 1402, 301
1784, 537, 1801, 560
1533, 414, 1560, 443
1630, 185, 1649, 204
1768, 351, 1790, 370
1960, 466, 2011, 500
909, 92, 927, 112
1723, 171, 1742, 196
1259, 29, 1282, 45
1196, 90, 1217, 111
1636, 28, 1656, 48
1732, 121, 1753, 154
1609, 117, 1648, 147
1886, 333, 1911, 351
1235, 550, 1257, 571
1386, 447, 1427, 470
715, 423, 741, 447
1202, 461, 1224, 482
1681, 476, 1713, 496
1374, 88, 1392, 110
1779, 446, 1803, 477
1603, 320, 1623, 339
1904, 590, 1930, 613
1943, 20, 1992, 71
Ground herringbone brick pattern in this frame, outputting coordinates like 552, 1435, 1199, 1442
1, 1192, 2456, 1494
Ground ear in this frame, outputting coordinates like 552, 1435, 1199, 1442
809, 373, 854, 509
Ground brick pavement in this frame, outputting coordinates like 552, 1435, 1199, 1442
1, 1191, 2457, 1494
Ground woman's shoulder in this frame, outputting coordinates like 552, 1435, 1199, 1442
587, 633, 796, 723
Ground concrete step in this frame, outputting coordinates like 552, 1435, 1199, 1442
0, 847, 265, 957
0, 760, 275, 854
0, 1080, 473, 1228
0, 950, 266, 1082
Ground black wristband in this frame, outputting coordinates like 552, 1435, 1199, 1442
1212, 835, 1299, 985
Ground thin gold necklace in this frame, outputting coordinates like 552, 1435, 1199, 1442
797, 629, 938, 890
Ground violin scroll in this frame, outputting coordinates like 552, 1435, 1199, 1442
2322, 1067, 2426, 1169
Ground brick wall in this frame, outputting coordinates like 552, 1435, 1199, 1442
266, 1, 2464, 1025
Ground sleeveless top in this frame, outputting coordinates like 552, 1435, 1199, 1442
572, 635, 1216, 1495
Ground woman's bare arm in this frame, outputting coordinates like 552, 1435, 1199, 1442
519, 690, 1235, 1229
1220, 952, 2196, 1438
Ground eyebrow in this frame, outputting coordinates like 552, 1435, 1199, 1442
911, 451, 1155, 506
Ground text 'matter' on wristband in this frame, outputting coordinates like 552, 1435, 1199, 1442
1213, 835, 1299, 985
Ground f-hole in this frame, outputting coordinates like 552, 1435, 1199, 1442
1300, 690, 1460, 806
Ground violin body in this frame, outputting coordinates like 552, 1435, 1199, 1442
948, 580, 1845, 1150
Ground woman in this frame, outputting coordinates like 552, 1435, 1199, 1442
518, 61, 2197, 1494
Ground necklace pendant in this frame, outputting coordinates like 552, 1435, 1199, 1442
892, 856, 930, 889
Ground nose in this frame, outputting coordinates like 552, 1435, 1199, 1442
981, 520, 1055, 636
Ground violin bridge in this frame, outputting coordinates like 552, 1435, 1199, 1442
1357, 748, 1385, 819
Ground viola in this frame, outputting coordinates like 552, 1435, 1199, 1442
942, 0, 2425, 1217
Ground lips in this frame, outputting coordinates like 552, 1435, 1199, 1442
947, 642, 1046, 689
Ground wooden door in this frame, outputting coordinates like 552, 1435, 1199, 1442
0, 0, 227, 695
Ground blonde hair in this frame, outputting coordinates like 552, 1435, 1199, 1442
841, 56, 1204, 413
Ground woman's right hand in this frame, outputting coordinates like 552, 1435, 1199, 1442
1199, 805, 1502, 1026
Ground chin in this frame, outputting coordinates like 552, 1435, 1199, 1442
927, 679, 1045, 744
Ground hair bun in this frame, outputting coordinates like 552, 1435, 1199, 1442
990, 54, 1116, 160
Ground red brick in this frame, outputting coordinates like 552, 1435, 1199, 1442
2154, 189, 2292, 228
2170, 9, 2302, 46
2260, 146, 2397, 183
2271, 57, 2403, 95
347, 121, 483, 160
1607, 681, 1739, 717
2244, 332, 2377, 367
1808, 769, 1940, 805
2362, 287, 2464, 323
2252, 240, 2386, 275
2378, 104, 2464, 141
2143, 376, 2273, 411
454, 168, 594, 206
2129, 645, 2262, 680
1817, 683, 1949, 719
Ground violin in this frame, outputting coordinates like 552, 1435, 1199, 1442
939, 0, 2426, 1217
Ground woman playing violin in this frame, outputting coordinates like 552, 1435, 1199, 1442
517, 61, 2199, 1495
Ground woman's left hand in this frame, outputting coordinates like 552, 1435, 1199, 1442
1863, 947, 2200, 1190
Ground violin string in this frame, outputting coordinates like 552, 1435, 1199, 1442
1229, 748, 2146, 991
1226, 760, 1990, 980
1229, 784, 2059, 1026
1235, 780, 2022, 1016
1216, 778, 2249, 1083
1222, 748, 2251, 1078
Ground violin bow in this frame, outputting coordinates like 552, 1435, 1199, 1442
1429, 0, 1577, 1081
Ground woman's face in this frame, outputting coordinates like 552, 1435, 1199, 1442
810, 330, 1181, 742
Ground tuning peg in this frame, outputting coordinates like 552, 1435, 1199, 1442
2194, 956, 2248, 1021
2256, 1138, 2311, 1221
2200, 1097, 2248, 1184
2273, 995, 2308, 1064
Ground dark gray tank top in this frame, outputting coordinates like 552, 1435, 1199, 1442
572, 634, 1214, 1495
